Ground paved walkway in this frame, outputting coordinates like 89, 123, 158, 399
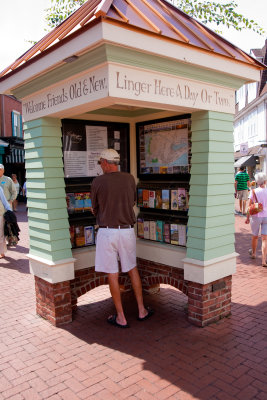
0, 204, 267, 400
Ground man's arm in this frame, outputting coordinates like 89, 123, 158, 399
234, 179, 238, 193
90, 180, 98, 216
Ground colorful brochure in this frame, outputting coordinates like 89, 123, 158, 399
170, 224, 179, 245
149, 220, 157, 241
162, 190, 170, 209
143, 221, 150, 239
156, 220, 164, 242
137, 218, 144, 238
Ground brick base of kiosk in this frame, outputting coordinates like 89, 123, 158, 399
34, 259, 232, 327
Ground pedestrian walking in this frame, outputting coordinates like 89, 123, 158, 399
0, 164, 17, 208
91, 149, 154, 328
0, 186, 12, 258
235, 166, 250, 215
245, 172, 267, 266
11, 174, 20, 211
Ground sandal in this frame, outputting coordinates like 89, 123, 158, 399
137, 306, 154, 321
107, 315, 129, 328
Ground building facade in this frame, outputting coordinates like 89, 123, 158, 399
0, 94, 25, 184
234, 39, 267, 178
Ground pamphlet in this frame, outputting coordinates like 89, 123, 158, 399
156, 220, 164, 242
170, 224, 179, 245
144, 221, 150, 239
162, 190, 170, 209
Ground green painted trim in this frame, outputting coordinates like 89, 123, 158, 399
14, 44, 246, 99
30, 247, 73, 262
188, 214, 234, 229
29, 218, 69, 230
87, 107, 162, 118
25, 159, 64, 168
24, 118, 62, 130
25, 148, 63, 159
27, 189, 66, 199
187, 233, 234, 250
190, 164, 235, 174
28, 208, 68, 220
189, 153, 234, 163
188, 244, 235, 261
27, 198, 67, 209
29, 227, 70, 241
26, 178, 66, 189
189, 204, 234, 218
189, 194, 234, 206
190, 174, 234, 185
189, 224, 234, 239
189, 184, 234, 196
24, 137, 62, 149
26, 169, 65, 179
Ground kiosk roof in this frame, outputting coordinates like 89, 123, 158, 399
0, 0, 264, 78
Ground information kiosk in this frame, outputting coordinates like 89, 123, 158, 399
0, 0, 264, 326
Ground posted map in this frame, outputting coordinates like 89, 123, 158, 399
145, 128, 188, 167
139, 118, 189, 174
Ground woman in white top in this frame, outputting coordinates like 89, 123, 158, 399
0, 186, 12, 258
245, 172, 267, 267
11, 174, 20, 212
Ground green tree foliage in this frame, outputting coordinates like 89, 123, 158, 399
45, 0, 264, 36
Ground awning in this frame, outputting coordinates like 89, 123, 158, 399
234, 155, 256, 168
5, 148, 25, 164
0, 139, 9, 147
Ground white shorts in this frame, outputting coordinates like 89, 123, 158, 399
95, 227, 136, 273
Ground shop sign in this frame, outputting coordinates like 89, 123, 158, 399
22, 63, 235, 122
22, 66, 109, 121
240, 142, 248, 156
109, 64, 235, 114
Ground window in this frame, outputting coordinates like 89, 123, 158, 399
11, 111, 23, 138
238, 86, 246, 111
247, 83, 257, 104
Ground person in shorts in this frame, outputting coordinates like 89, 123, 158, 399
91, 149, 153, 328
245, 173, 267, 266
235, 166, 250, 215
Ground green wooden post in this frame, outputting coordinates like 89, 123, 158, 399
24, 117, 72, 261
186, 111, 235, 262
24, 117, 74, 326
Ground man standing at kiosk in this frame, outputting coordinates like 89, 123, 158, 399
91, 149, 153, 328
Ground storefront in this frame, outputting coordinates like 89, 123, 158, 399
0, 0, 264, 327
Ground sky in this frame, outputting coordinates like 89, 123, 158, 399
0, 0, 266, 73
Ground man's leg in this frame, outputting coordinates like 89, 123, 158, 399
261, 235, 267, 265
239, 196, 242, 213
128, 267, 148, 319
108, 272, 128, 326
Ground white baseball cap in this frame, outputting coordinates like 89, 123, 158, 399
99, 149, 120, 163
0, 164, 4, 170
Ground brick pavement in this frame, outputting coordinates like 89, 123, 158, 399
0, 202, 266, 399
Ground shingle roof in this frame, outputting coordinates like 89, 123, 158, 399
0, 0, 263, 78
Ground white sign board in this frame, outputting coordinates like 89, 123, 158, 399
109, 64, 235, 114
22, 65, 109, 121
22, 63, 235, 121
